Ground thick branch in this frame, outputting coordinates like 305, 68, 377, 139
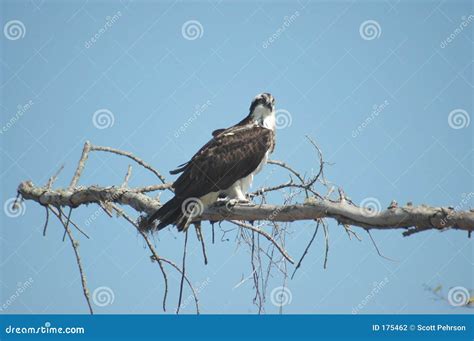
19, 181, 160, 215
18, 181, 474, 235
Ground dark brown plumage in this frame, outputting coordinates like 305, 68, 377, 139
145, 93, 276, 232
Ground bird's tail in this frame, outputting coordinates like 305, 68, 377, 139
144, 196, 184, 232
144, 196, 199, 232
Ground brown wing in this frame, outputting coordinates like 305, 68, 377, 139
172, 124, 274, 198
212, 128, 225, 137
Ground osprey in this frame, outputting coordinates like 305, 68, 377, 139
145, 93, 276, 232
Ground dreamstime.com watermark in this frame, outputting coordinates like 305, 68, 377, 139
252, 191, 300, 229
84, 189, 125, 226
359, 20, 381, 40
447, 286, 470, 307
275, 109, 292, 129
0, 100, 34, 135
181, 20, 204, 40
84, 208, 102, 227
440, 15, 474, 48
174, 100, 212, 138
271, 286, 293, 307
180, 277, 211, 310
440, 192, 474, 227
92, 108, 115, 129
4, 322, 85, 335
181, 197, 205, 219
3, 197, 26, 218
447, 109, 470, 130
3, 20, 26, 40
92, 286, 115, 307
262, 10, 300, 49
359, 197, 382, 217
352, 100, 389, 138
84, 11, 123, 48
0, 278, 34, 312
352, 277, 389, 314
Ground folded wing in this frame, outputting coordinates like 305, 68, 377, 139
172, 123, 274, 199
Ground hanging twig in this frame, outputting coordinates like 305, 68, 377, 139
62, 207, 73, 242
176, 230, 189, 314
291, 220, 320, 279
250, 231, 263, 313
229, 220, 294, 264
110, 204, 170, 312
195, 223, 208, 265
322, 219, 330, 269
56, 207, 93, 314
365, 229, 397, 262
42, 206, 50, 237
48, 206, 90, 240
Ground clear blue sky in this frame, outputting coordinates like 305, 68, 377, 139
1, 0, 472, 314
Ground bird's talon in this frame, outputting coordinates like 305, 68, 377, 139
224, 199, 239, 210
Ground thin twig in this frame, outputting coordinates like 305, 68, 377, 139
322, 219, 329, 269
267, 160, 310, 197
42, 206, 49, 236
305, 135, 326, 189
343, 224, 362, 241
229, 220, 294, 264
55, 207, 93, 314
291, 220, 320, 279
195, 223, 208, 265
46, 164, 65, 189
251, 180, 318, 197
159, 258, 200, 314
121, 165, 132, 188
212, 223, 215, 244
268, 160, 305, 184
91, 144, 169, 186
176, 230, 189, 314
62, 207, 73, 242
48, 206, 90, 240
250, 231, 263, 313
111, 204, 169, 312
366, 229, 397, 262
69, 141, 91, 189
12, 193, 21, 214
98, 201, 113, 217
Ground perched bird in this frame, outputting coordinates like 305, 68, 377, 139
145, 93, 276, 232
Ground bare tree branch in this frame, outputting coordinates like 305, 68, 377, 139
18, 180, 474, 235
14, 140, 474, 315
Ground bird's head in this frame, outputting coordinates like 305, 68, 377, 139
249, 93, 275, 114
248, 93, 276, 130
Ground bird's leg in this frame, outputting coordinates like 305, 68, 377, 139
214, 197, 255, 210
216, 185, 256, 209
